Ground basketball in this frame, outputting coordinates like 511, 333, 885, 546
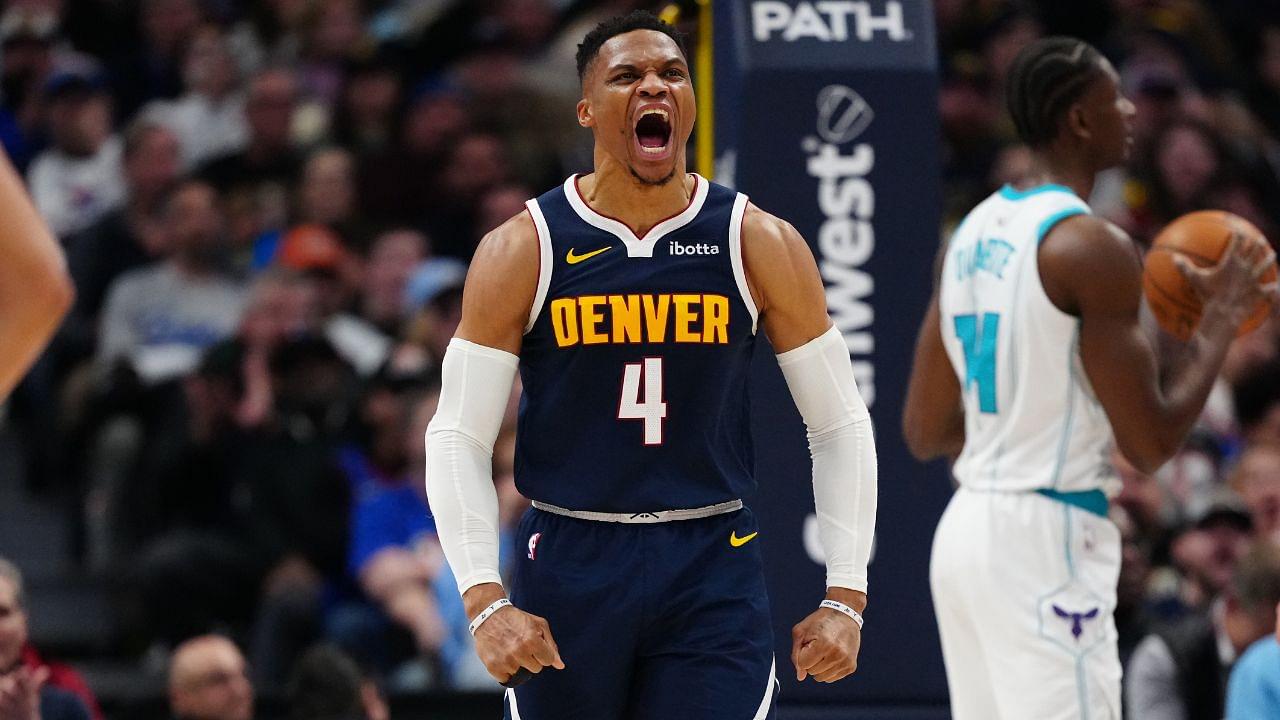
1142, 211, 1276, 341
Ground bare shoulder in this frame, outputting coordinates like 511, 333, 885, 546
740, 203, 822, 305
742, 202, 811, 265
470, 210, 539, 274
740, 202, 830, 349
1039, 213, 1142, 316
456, 209, 540, 352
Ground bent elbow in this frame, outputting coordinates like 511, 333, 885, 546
903, 422, 942, 462
47, 267, 74, 317
1117, 436, 1177, 476
25, 258, 74, 321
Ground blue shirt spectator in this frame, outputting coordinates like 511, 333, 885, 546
1227, 636, 1280, 719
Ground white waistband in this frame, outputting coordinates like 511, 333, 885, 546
530, 499, 743, 523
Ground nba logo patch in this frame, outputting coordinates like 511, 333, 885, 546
527, 532, 542, 560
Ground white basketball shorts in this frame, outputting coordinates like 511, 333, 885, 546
930, 486, 1123, 720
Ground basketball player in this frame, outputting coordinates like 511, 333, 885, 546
0, 149, 73, 399
425, 11, 877, 719
903, 37, 1276, 719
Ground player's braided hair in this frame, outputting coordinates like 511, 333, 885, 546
576, 9, 688, 81
1006, 37, 1107, 148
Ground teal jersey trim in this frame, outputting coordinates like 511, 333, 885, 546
1037, 208, 1088, 245
1037, 488, 1109, 518
999, 183, 1076, 201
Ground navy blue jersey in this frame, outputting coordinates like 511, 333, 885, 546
515, 174, 758, 512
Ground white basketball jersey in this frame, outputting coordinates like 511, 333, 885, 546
938, 184, 1116, 493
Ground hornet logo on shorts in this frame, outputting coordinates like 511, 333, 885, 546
527, 532, 542, 560
1052, 605, 1100, 641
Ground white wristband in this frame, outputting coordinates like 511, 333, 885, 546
820, 599, 864, 630
468, 598, 513, 636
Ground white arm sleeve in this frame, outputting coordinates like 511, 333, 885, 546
425, 337, 519, 595
776, 325, 878, 594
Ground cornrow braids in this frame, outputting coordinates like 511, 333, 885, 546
1006, 37, 1107, 147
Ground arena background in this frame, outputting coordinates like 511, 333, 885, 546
4, 0, 1280, 718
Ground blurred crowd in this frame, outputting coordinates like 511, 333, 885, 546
12, 0, 1280, 716
0, 0, 664, 713
941, 0, 1280, 717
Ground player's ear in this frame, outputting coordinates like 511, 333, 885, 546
577, 97, 594, 128
1066, 101, 1092, 142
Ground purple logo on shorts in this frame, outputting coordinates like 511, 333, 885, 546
1052, 605, 1100, 641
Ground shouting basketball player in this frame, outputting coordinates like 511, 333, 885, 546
0, 148, 73, 399
425, 11, 877, 720
904, 37, 1276, 719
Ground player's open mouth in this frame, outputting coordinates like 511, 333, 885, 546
634, 107, 672, 157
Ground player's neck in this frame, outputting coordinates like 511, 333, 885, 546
579, 158, 695, 238
1026, 153, 1096, 200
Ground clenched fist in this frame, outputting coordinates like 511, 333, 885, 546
791, 590, 865, 684
465, 584, 565, 685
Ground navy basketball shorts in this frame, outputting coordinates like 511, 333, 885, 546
502, 506, 779, 720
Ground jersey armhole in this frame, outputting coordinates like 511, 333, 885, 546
728, 192, 759, 334
1036, 206, 1089, 245
524, 199, 554, 334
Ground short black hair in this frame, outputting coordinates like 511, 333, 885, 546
1006, 37, 1107, 147
576, 9, 687, 81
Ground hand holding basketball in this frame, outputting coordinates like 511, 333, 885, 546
791, 605, 863, 683
1176, 233, 1278, 327
1143, 211, 1279, 340
472, 604, 565, 685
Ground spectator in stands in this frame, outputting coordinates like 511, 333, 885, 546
1128, 541, 1280, 720
0, 8, 59, 170
332, 56, 401, 156
1234, 359, 1280, 444
142, 25, 247, 170
1169, 499, 1254, 612
358, 89, 470, 225
63, 120, 181, 362
273, 224, 387, 376
476, 183, 534, 237
1231, 444, 1280, 545
1226, 601, 1280, 718
108, 0, 201, 118
96, 179, 245, 385
26, 67, 124, 238
295, 147, 372, 251
0, 559, 93, 720
241, 336, 356, 687
336, 385, 445, 686
423, 132, 511, 259
359, 229, 428, 336
168, 635, 253, 720
287, 644, 387, 720
198, 67, 301, 234
400, 259, 467, 369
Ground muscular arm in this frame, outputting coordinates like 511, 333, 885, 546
1041, 215, 1242, 474
0, 150, 73, 398
903, 240, 965, 461
741, 206, 830, 350
429, 210, 564, 682
742, 204, 875, 609
454, 213, 540, 352
427, 212, 538, 618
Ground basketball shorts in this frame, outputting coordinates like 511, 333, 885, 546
503, 506, 778, 720
930, 486, 1123, 720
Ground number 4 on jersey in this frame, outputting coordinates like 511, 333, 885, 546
619, 358, 667, 445
953, 312, 999, 414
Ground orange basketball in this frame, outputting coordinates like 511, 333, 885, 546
1142, 210, 1276, 341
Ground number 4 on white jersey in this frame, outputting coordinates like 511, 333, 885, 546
619, 358, 667, 445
